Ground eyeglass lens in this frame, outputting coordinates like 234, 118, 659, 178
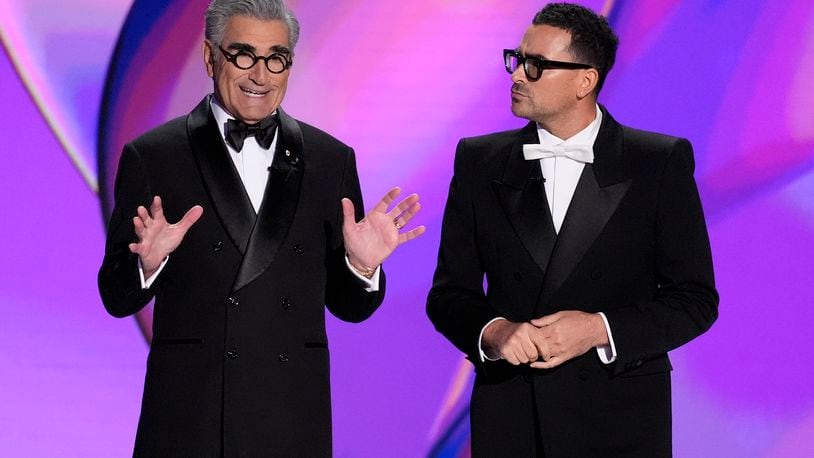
232, 52, 289, 73
505, 52, 540, 80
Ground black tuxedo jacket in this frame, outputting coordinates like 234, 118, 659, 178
427, 107, 718, 457
98, 96, 385, 456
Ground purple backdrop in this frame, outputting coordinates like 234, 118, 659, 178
0, 0, 812, 456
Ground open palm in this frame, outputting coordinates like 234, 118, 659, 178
129, 196, 203, 276
342, 187, 425, 272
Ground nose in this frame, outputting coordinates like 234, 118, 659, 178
511, 64, 527, 84
248, 62, 269, 85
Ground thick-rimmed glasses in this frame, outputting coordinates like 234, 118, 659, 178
503, 49, 592, 81
219, 46, 292, 73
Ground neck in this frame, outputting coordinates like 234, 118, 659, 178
537, 101, 597, 140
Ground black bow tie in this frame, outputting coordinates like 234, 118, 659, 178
225, 115, 278, 152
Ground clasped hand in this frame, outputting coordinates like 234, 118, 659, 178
482, 311, 608, 369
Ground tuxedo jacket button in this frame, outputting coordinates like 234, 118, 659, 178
293, 244, 304, 255
278, 353, 289, 363
226, 349, 238, 360
212, 241, 223, 252
281, 298, 292, 309
227, 296, 239, 307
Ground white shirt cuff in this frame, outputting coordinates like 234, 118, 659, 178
138, 256, 169, 289
478, 317, 507, 362
595, 312, 617, 364
344, 255, 380, 292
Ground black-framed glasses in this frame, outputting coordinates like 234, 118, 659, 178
219, 46, 292, 73
503, 49, 592, 81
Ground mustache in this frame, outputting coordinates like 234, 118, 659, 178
511, 83, 527, 96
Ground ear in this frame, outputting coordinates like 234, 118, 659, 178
203, 40, 215, 77
576, 68, 599, 99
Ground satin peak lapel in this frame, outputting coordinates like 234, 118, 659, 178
492, 122, 557, 273
234, 107, 305, 292
537, 107, 631, 309
187, 95, 256, 255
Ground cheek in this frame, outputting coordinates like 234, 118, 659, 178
273, 74, 290, 96
277, 72, 290, 88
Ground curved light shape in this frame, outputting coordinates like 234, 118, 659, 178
0, 0, 131, 192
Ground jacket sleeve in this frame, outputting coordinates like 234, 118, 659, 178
324, 147, 386, 323
426, 139, 500, 369
603, 138, 719, 375
97, 143, 157, 318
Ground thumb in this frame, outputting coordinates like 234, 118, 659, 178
531, 312, 562, 327
341, 198, 357, 230
177, 205, 204, 232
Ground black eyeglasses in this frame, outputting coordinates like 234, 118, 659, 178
219, 46, 292, 73
503, 49, 592, 81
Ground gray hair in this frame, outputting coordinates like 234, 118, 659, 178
205, 0, 300, 50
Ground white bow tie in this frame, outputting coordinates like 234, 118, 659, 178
523, 143, 594, 164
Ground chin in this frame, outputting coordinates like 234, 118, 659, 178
237, 107, 274, 123
510, 104, 528, 119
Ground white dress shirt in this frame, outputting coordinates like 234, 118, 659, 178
478, 105, 617, 364
139, 98, 379, 291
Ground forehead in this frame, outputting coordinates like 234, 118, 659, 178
221, 15, 290, 49
519, 24, 573, 58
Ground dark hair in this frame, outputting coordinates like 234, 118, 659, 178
533, 3, 618, 94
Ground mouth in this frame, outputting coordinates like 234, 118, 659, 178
240, 86, 269, 97
511, 91, 527, 101
511, 84, 527, 100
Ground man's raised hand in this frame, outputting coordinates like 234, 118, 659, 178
129, 196, 203, 277
342, 187, 425, 274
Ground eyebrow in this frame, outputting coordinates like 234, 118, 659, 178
531, 54, 549, 60
226, 42, 291, 55
517, 48, 548, 60
226, 42, 256, 53
271, 44, 291, 54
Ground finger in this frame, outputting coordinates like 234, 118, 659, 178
512, 348, 529, 365
137, 205, 154, 229
393, 201, 421, 225
531, 335, 550, 361
133, 216, 146, 238
176, 205, 204, 232
372, 187, 402, 214
397, 226, 426, 244
521, 339, 539, 362
530, 356, 563, 369
137, 205, 151, 225
505, 354, 519, 366
386, 193, 419, 218
128, 239, 150, 256
341, 198, 357, 230
150, 196, 164, 222
531, 312, 563, 327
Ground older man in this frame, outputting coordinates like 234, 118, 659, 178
98, 0, 423, 455
427, 3, 717, 457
